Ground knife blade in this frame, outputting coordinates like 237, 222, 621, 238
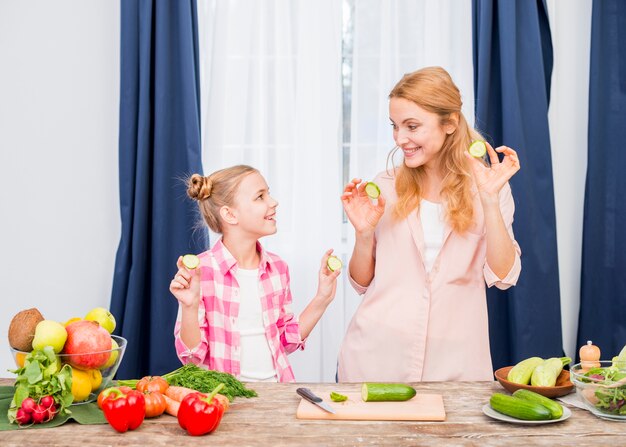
296, 387, 336, 414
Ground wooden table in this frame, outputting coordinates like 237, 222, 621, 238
1, 379, 623, 446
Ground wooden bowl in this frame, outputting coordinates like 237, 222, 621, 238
494, 366, 574, 398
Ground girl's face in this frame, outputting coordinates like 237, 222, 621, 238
389, 97, 450, 170
231, 172, 278, 238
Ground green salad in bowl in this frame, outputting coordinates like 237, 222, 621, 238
570, 360, 626, 420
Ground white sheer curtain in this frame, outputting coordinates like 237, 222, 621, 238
349, 0, 475, 183
546, 0, 592, 360
197, 0, 343, 382
344, 0, 475, 324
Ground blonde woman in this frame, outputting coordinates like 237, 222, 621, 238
338, 67, 522, 382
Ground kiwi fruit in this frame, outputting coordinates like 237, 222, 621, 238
8, 308, 44, 351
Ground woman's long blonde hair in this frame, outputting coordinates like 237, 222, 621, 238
187, 165, 258, 233
389, 66, 482, 233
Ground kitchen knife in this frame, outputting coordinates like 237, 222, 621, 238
296, 388, 336, 414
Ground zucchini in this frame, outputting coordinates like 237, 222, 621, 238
507, 357, 544, 385
512, 389, 563, 419
531, 357, 570, 387
361, 383, 416, 402
489, 393, 551, 421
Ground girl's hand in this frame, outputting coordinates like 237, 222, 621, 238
341, 178, 386, 235
169, 256, 201, 309
316, 249, 341, 303
466, 142, 521, 203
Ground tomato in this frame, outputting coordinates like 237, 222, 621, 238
143, 391, 167, 418
98, 386, 133, 409
136, 376, 169, 394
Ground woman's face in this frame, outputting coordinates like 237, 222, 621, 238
389, 97, 449, 170
231, 172, 278, 238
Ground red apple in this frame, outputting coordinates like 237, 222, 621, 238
63, 320, 112, 369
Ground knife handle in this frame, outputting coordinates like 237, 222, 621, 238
296, 387, 322, 403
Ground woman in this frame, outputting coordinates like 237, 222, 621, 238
337, 66, 521, 382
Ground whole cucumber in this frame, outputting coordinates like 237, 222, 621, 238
361, 383, 416, 402
513, 389, 563, 419
490, 393, 552, 421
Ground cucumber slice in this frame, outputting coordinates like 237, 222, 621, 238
468, 140, 487, 158
330, 392, 348, 402
364, 182, 380, 199
327, 255, 343, 272
361, 383, 416, 402
182, 254, 200, 269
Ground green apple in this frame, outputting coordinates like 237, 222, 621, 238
102, 338, 119, 369
84, 307, 116, 334
32, 320, 68, 353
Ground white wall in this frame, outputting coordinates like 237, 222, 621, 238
546, 0, 593, 361
0, 1, 120, 377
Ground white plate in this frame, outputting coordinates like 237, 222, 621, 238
482, 404, 572, 424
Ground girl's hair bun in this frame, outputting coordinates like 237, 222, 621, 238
187, 173, 212, 201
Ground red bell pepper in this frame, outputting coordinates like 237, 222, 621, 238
100, 387, 146, 433
177, 383, 226, 436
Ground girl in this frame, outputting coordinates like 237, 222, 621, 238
170, 165, 340, 382
337, 66, 522, 382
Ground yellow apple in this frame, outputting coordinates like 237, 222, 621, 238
32, 320, 67, 353
84, 307, 116, 334
102, 338, 119, 369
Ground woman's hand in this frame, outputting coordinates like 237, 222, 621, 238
316, 249, 341, 303
341, 178, 386, 235
466, 142, 520, 204
169, 256, 201, 309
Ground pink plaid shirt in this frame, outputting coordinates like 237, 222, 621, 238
174, 239, 305, 382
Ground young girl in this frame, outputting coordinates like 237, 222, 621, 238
170, 165, 340, 382
337, 66, 522, 382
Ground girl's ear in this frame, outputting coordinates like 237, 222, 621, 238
220, 206, 238, 225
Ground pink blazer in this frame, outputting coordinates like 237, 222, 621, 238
337, 171, 521, 382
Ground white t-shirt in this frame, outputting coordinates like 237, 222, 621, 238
420, 199, 445, 272
234, 268, 278, 382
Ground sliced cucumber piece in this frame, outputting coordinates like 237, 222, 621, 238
330, 392, 348, 402
182, 254, 200, 269
327, 255, 343, 272
468, 140, 487, 158
361, 383, 416, 402
365, 182, 380, 199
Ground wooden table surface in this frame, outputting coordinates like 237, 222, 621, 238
1, 379, 623, 446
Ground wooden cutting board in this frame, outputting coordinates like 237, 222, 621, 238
296, 391, 446, 421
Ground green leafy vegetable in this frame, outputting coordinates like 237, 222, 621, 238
7, 347, 74, 424
118, 364, 257, 402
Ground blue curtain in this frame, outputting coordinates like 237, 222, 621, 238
111, 0, 205, 379
577, 0, 626, 360
472, 0, 563, 370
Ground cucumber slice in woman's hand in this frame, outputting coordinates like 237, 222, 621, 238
468, 140, 487, 158
182, 254, 200, 269
327, 255, 343, 272
364, 182, 380, 199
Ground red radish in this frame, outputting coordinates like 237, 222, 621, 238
31, 404, 47, 423
44, 404, 57, 422
21, 397, 36, 414
40, 395, 55, 409
15, 408, 32, 425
